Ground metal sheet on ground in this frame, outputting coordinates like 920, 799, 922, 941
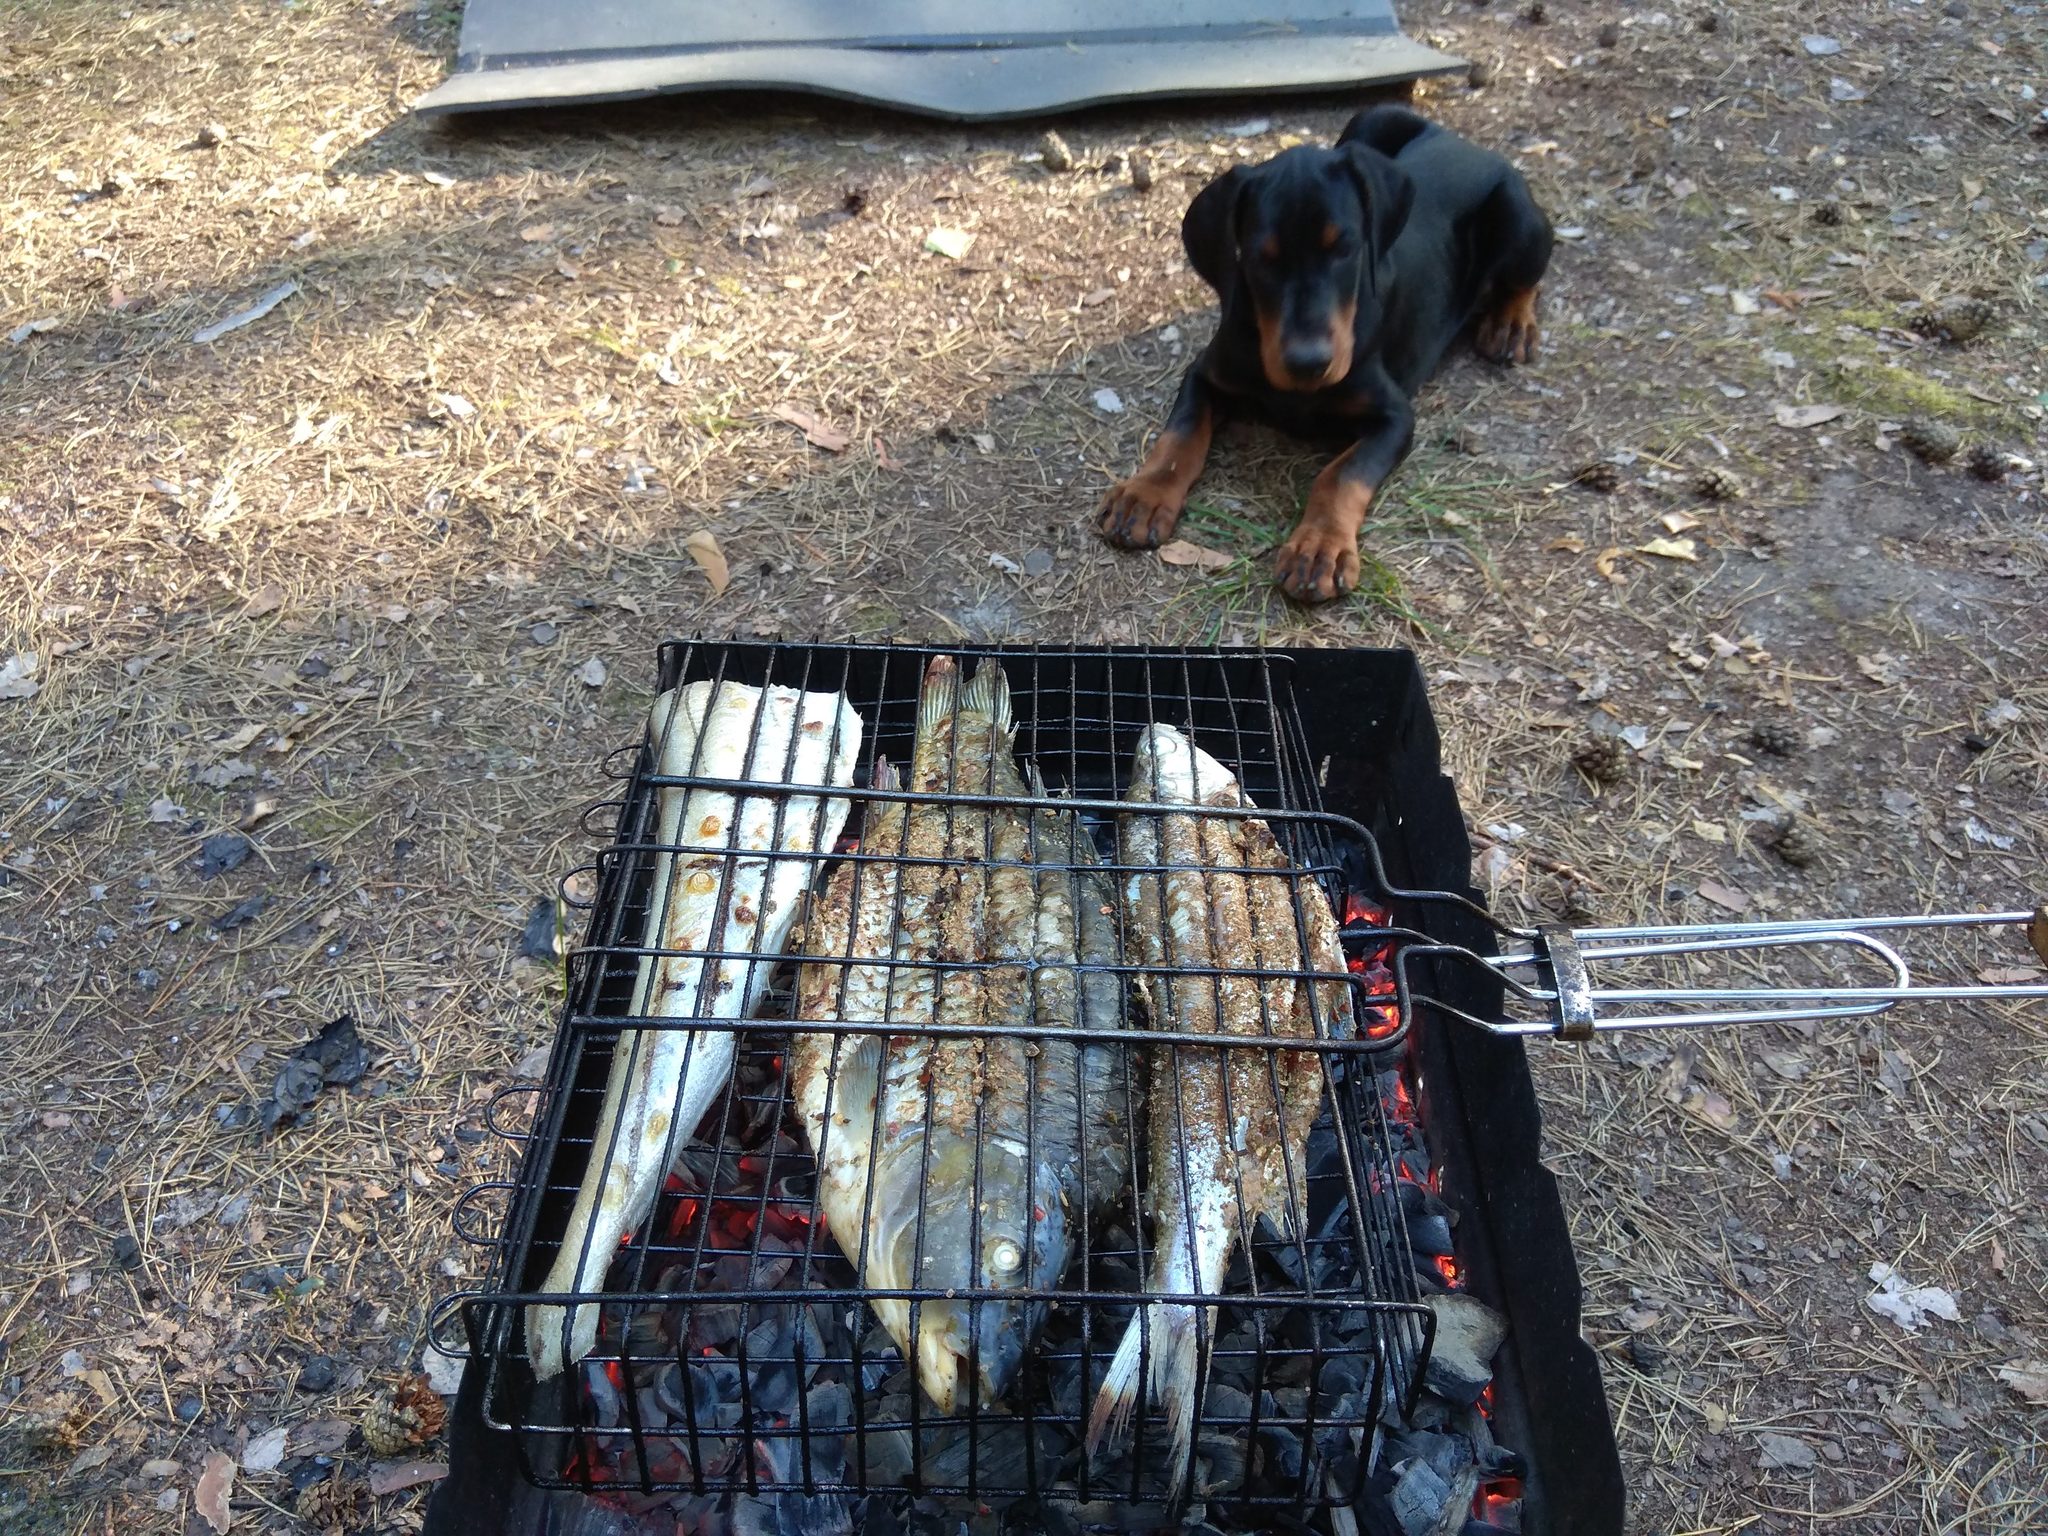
413, 1, 1461, 120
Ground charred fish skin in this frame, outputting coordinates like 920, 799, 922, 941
793, 656, 1131, 1414
527, 680, 861, 1381
1086, 724, 1350, 1500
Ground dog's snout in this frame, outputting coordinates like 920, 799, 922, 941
1281, 337, 1334, 382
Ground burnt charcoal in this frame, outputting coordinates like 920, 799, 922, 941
521, 897, 562, 961
1316, 1350, 1369, 1401
197, 831, 252, 878
259, 1014, 368, 1131
296, 1355, 338, 1394
583, 1360, 624, 1427
1192, 1425, 1249, 1494
752, 1491, 853, 1536
1390, 1428, 1478, 1486
213, 892, 270, 931
687, 1303, 745, 1351
1407, 1212, 1456, 1258
111, 1234, 142, 1271
661, 1357, 745, 1430
1391, 1457, 1462, 1536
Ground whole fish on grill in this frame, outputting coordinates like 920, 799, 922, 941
527, 679, 862, 1380
791, 656, 1131, 1413
1086, 724, 1352, 1499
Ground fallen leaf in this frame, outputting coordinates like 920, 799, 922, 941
872, 435, 904, 471
1757, 1431, 1816, 1472
1692, 819, 1728, 845
684, 530, 730, 595
1661, 511, 1703, 534
1080, 287, 1115, 307
987, 551, 1024, 576
1996, 1361, 2048, 1404
1639, 536, 1698, 561
1978, 965, 2045, 986
923, 226, 974, 260
1774, 402, 1845, 429
1760, 1048, 1810, 1081
241, 1425, 287, 1473
1690, 1088, 1737, 1129
369, 1459, 449, 1496
1867, 1262, 1961, 1332
1856, 652, 1907, 686
193, 280, 298, 345
290, 1419, 353, 1457
1593, 547, 1627, 582
195, 758, 257, 789
1156, 539, 1234, 573
434, 392, 475, 419
770, 403, 851, 452
215, 723, 264, 754
0, 652, 40, 700
519, 223, 556, 243
150, 797, 187, 824
240, 581, 286, 619
574, 657, 607, 689
195, 1451, 235, 1532
1092, 387, 1125, 414
1549, 534, 1587, 554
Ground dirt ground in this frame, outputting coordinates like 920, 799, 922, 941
2, 0, 2044, 1532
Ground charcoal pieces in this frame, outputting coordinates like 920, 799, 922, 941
1423, 1293, 1507, 1406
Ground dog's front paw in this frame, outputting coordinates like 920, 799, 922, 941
1098, 475, 1187, 549
1274, 521, 1362, 604
1476, 285, 1542, 365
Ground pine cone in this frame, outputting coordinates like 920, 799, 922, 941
19, 1403, 87, 1458
1129, 151, 1154, 193
1965, 442, 2008, 482
1769, 819, 1821, 868
360, 1374, 446, 1456
295, 1474, 371, 1532
1693, 464, 1745, 502
1899, 416, 1960, 464
1572, 735, 1630, 785
1037, 130, 1075, 173
1811, 202, 1844, 226
1911, 296, 1994, 344
1574, 461, 1621, 493
1749, 717, 1802, 757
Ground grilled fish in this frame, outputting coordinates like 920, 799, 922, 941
792, 656, 1131, 1413
1086, 725, 1351, 1498
527, 679, 862, 1380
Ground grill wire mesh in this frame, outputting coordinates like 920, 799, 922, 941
448, 642, 1442, 1524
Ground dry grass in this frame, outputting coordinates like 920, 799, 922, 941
2, 0, 2045, 1532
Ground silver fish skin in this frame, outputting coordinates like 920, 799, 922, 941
527, 680, 861, 1380
793, 656, 1131, 1413
1085, 724, 1351, 1500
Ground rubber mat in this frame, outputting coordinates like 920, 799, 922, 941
413, 1, 1460, 120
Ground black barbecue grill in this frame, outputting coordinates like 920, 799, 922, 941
426, 641, 2044, 1536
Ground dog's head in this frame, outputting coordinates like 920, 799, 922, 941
1183, 141, 1415, 392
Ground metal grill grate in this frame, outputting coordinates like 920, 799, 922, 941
446, 642, 1439, 1518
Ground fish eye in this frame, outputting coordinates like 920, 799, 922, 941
986, 1237, 1025, 1278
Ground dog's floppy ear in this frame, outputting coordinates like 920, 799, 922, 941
1340, 143, 1415, 262
1181, 165, 1249, 293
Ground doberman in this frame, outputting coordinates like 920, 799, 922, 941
1098, 106, 1553, 602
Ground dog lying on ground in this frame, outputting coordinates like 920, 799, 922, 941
1098, 106, 1554, 602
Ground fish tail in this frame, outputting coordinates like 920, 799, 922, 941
1149, 1301, 1203, 1503
1084, 1300, 1203, 1495
1084, 1310, 1148, 1457
959, 658, 1013, 733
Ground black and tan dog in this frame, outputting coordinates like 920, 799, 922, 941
1099, 106, 1553, 602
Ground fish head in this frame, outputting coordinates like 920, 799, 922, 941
870, 1134, 1068, 1412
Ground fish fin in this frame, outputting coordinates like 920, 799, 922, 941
915, 656, 961, 738
959, 658, 1013, 733
1084, 1301, 1203, 1502
1084, 1309, 1148, 1458
1149, 1301, 1204, 1505
870, 755, 899, 793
